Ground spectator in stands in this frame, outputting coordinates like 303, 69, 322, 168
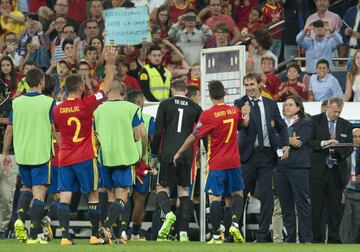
154, 5, 171, 39
77, 59, 99, 96
0, 0, 25, 37
168, 8, 212, 65
51, 24, 75, 62
38, 6, 55, 27
151, 25, 162, 44
16, 60, 36, 96
166, 46, 190, 81
2, 32, 21, 67
231, 0, 259, 26
260, 56, 281, 99
79, 0, 104, 40
205, 0, 241, 47
168, 0, 195, 24
340, 128, 360, 244
238, 7, 262, 43
275, 64, 308, 101
282, 0, 304, 61
261, 0, 284, 59
139, 45, 172, 102
277, 95, 313, 243
214, 22, 230, 47
246, 29, 277, 74
77, 19, 100, 59
89, 36, 105, 78
344, 50, 360, 102
296, 19, 342, 87
18, 16, 50, 64
46, 16, 66, 49
0, 55, 23, 98
44, 0, 79, 41
304, 0, 342, 39
105, 0, 134, 9
83, 46, 98, 76
343, 1, 360, 58
187, 62, 200, 89
117, 59, 141, 91
61, 38, 77, 72
308, 59, 343, 101
0, 79, 16, 240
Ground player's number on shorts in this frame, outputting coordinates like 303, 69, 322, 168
67, 117, 84, 143
223, 118, 234, 144
177, 108, 184, 133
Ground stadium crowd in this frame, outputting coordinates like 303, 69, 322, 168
0, 0, 359, 245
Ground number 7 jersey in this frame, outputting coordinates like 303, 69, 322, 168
193, 103, 243, 171
53, 91, 105, 166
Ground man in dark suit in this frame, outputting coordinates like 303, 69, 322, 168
234, 72, 289, 242
310, 97, 353, 243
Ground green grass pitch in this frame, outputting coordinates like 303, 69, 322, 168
0, 240, 359, 252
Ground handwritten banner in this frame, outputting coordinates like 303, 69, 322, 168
104, 6, 150, 46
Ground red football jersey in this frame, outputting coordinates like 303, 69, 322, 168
51, 139, 60, 167
53, 91, 105, 166
193, 104, 243, 170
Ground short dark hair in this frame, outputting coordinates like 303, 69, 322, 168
215, 22, 229, 33
286, 95, 305, 118
147, 44, 162, 55
253, 29, 272, 50
61, 24, 74, 33
243, 72, 261, 84
26, 68, 44, 88
84, 45, 97, 56
287, 63, 301, 74
127, 89, 144, 104
316, 58, 329, 68
186, 85, 199, 98
84, 19, 98, 29
117, 59, 129, 69
171, 79, 187, 91
62, 38, 74, 52
23, 60, 37, 68
208, 80, 225, 100
43, 74, 55, 97
65, 74, 83, 93
182, 8, 197, 16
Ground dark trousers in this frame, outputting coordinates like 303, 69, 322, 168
340, 189, 360, 243
276, 166, 312, 243
310, 166, 343, 243
242, 148, 274, 242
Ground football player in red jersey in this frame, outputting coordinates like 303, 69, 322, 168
53, 47, 117, 245
174, 80, 250, 244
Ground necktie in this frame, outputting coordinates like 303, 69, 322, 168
252, 99, 264, 148
327, 120, 336, 169
329, 120, 336, 139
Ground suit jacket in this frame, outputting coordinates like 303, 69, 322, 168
278, 118, 313, 168
234, 96, 289, 163
310, 112, 353, 186
342, 5, 360, 49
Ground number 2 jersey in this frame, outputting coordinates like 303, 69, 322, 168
53, 91, 105, 167
151, 96, 202, 165
193, 103, 243, 171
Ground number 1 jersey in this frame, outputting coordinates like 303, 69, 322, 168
151, 96, 202, 165
193, 104, 243, 171
53, 91, 105, 166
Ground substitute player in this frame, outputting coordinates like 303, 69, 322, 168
151, 80, 202, 242
94, 79, 143, 244
174, 80, 250, 244
2, 68, 56, 244
53, 47, 117, 245
127, 90, 155, 240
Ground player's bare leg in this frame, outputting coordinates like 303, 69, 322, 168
229, 191, 245, 243
177, 185, 192, 242
131, 192, 148, 240
156, 186, 176, 241
27, 185, 47, 244
99, 187, 129, 244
